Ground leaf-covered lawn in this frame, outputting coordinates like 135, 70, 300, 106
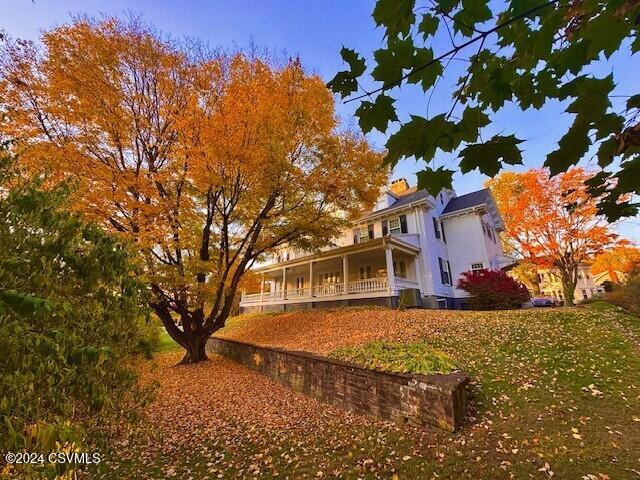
91, 304, 640, 479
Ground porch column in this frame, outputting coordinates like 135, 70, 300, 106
309, 261, 315, 297
282, 267, 287, 299
342, 255, 349, 295
385, 244, 395, 292
414, 254, 426, 293
260, 273, 265, 302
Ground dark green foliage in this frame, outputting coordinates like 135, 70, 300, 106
330, 340, 456, 375
355, 94, 398, 133
326, 47, 366, 99
459, 135, 524, 176
600, 274, 640, 316
329, 0, 640, 220
0, 153, 155, 477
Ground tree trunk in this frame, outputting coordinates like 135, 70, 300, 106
179, 333, 209, 364
561, 280, 576, 306
150, 300, 216, 365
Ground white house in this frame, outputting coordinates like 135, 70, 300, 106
538, 262, 607, 303
240, 178, 511, 312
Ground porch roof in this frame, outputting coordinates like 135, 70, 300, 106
252, 235, 420, 273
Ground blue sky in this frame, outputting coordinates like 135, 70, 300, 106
3, 0, 638, 240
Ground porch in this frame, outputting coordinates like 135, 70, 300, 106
240, 236, 423, 308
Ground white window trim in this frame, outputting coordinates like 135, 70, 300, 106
389, 217, 401, 234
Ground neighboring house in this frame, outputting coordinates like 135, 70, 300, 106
591, 269, 628, 287
240, 178, 512, 312
538, 262, 605, 303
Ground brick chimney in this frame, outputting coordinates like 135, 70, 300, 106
389, 178, 410, 195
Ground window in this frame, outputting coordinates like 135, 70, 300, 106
432, 217, 441, 239
578, 272, 583, 279
353, 224, 374, 244
438, 257, 451, 285
581, 289, 588, 299
295, 276, 304, 289
321, 272, 340, 285
359, 266, 372, 280
471, 262, 484, 271
441, 220, 447, 243
383, 215, 408, 235
482, 222, 497, 243
393, 261, 406, 278
399, 215, 408, 233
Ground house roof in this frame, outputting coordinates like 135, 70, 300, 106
358, 187, 432, 220
441, 188, 491, 215
253, 235, 421, 273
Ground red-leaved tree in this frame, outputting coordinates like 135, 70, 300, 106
457, 269, 530, 310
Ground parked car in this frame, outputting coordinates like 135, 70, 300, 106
531, 297, 556, 307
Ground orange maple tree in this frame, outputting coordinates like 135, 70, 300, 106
0, 18, 386, 363
591, 244, 640, 279
487, 168, 617, 305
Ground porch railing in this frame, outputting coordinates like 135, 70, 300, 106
240, 276, 419, 304
394, 277, 420, 289
313, 283, 344, 297
287, 287, 312, 298
348, 277, 388, 293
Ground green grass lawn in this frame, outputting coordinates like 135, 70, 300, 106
94, 304, 640, 479
156, 327, 181, 352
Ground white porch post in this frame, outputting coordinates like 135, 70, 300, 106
342, 255, 349, 295
260, 273, 265, 301
385, 244, 395, 293
414, 254, 425, 293
282, 267, 287, 299
309, 261, 315, 297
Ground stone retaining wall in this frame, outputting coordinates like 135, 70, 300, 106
207, 337, 468, 432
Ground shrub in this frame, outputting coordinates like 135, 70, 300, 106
329, 340, 456, 375
0, 154, 155, 478
602, 275, 640, 315
457, 269, 530, 310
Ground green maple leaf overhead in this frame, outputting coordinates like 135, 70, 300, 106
406, 47, 442, 92
355, 94, 398, 133
458, 107, 490, 142
329, 0, 640, 219
416, 166, 455, 195
452, 0, 492, 36
418, 14, 439, 38
340, 47, 366, 77
372, 0, 416, 37
327, 47, 366, 99
459, 135, 524, 177
627, 94, 640, 110
546, 122, 592, 176
560, 75, 614, 122
372, 37, 415, 85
